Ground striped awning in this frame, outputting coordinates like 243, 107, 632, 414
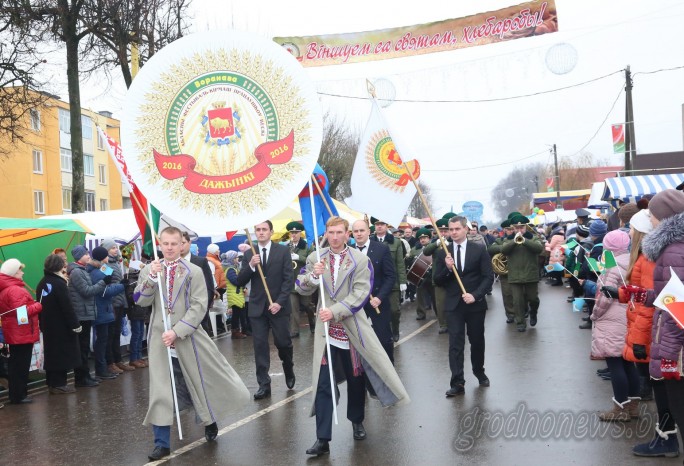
602, 173, 684, 203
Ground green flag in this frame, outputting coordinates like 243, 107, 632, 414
143, 205, 161, 257
565, 239, 579, 250
601, 250, 618, 269
587, 258, 601, 274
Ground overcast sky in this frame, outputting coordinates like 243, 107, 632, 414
67, 0, 684, 223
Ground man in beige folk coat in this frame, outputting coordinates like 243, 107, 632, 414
134, 227, 250, 461
296, 216, 410, 456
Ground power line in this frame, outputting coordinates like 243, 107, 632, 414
318, 70, 624, 103
633, 64, 684, 76
422, 149, 548, 172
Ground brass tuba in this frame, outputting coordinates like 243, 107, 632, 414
491, 253, 508, 276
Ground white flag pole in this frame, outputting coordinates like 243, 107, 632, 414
147, 204, 184, 440
308, 179, 338, 425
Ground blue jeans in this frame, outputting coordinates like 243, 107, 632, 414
152, 425, 170, 448
93, 324, 109, 374
129, 319, 145, 361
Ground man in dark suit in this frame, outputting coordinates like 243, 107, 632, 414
181, 232, 215, 333
351, 219, 397, 362
434, 215, 494, 397
236, 220, 295, 399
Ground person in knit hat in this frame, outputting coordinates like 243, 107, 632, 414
577, 220, 608, 329
632, 187, 684, 452
592, 230, 637, 422
0, 259, 42, 404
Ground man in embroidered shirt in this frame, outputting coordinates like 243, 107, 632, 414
134, 227, 249, 461
296, 217, 409, 457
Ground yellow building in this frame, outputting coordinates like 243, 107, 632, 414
0, 92, 129, 218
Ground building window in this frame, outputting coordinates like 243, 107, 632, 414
33, 191, 45, 214
98, 164, 107, 184
100, 199, 108, 211
81, 115, 93, 140
59, 108, 70, 133
32, 149, 43, 174
62, 188, 72, 212
30, 109, 41, 131
60, 148, 72, 172
84, 154, 94, 176
97, 130, 105, 150
85, 191, 96, 212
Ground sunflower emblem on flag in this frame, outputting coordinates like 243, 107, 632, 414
365, 129, 420, 193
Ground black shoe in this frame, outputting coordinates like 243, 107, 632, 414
567, 296, 575, 303
352, 422, 367, 440
75, 379, 99, 388
205, 422, 218, 442
290, 332, 300, 338
416, 315, 426, 321
284, 366, 296, 389
95, 372, 117, 380
253, 386, 271, 400
582, 316, 591, 322
392, 333, 400, 342
148, 446, 171, 461
596, 368, 610, 374
517, 326, 526, 332
9, 397, 33, 404
445, 385, 465, 397
438, 327, 448, 334
530, 315, 537, 327
506, 317, 514, 324
477, 376, 490, 387
306, 439, 330, 456
579, 321, 592, 329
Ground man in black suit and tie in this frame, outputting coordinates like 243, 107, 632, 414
434, 216, 494, 397
351, 219, 397, 362
237, 220, 295, 399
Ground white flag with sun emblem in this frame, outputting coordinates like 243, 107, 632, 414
345, 99, 420, 227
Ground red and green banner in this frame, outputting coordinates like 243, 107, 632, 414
612, 124, 625, 153
274, 1, 557, 67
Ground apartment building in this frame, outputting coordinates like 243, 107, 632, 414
0, 93, 129, 218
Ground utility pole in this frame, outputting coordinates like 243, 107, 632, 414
624, 65, 636, 174
553, 144, 561, 210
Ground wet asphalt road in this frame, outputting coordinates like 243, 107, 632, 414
0, 281, 681, 466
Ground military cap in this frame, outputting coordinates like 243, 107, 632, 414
436, 218, 449, 229
509, 215, 530, 225
507, 212, 523, 220
286, 221, 304, 232
416, 228, 431, 239
441, 212, 457, 220
575, 208, 590, 218
370, 216, 387, 225
500, 219, 511, 228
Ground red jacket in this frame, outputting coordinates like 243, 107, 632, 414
0, 273, 42, 345
622, 254, 656, 362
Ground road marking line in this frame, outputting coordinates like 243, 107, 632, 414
148, 319, 437, 464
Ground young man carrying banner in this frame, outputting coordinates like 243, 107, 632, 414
134, 227, 250, 461
296, 216, 409, 456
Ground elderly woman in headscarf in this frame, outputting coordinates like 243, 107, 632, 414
0, 259, 42, 404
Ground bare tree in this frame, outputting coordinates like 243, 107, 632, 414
318, 111, 360, 200
490, 162, 547, 219
407, 180, 433, 219
0, 13, 51, 157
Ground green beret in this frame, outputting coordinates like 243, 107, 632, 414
370, 216, 387, 225
286, 221, 304, 232
500, 219, 511, 228
510, 215, 530, 225
416, 228, 431, 239
441, 212, 457, 220
436, 218, 449, 229
507, 212, 523, 220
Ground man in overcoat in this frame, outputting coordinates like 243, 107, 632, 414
134, 227, 250, 461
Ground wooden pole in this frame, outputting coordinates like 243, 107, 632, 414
310, 174, 334, 217
243, 228, 274, 305
402, 161, 467, 294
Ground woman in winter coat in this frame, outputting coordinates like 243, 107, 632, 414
545, 230, 566, 286
0, 259, 42, 404
630, 189, 684, 456
591, 230, 639, 422
37, 254, 82, 394
88, 247, 125, 380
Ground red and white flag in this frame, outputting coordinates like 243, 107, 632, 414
654, 267, 684, 330
345, 100, 420, 227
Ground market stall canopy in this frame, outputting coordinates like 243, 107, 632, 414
0, 218, 93, 296
602, 173, 684, 203
587, 182, 611, 209
532, 189, 591, 206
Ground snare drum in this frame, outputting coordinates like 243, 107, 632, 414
407, 253, 433, 287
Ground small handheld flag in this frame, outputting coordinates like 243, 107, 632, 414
655, 268, 684, 329
16, 305, 28, 325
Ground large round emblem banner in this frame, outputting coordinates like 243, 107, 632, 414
122, 31, 322, 233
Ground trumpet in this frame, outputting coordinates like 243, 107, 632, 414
292, 260, 298, 270
514, 232, 526, 244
